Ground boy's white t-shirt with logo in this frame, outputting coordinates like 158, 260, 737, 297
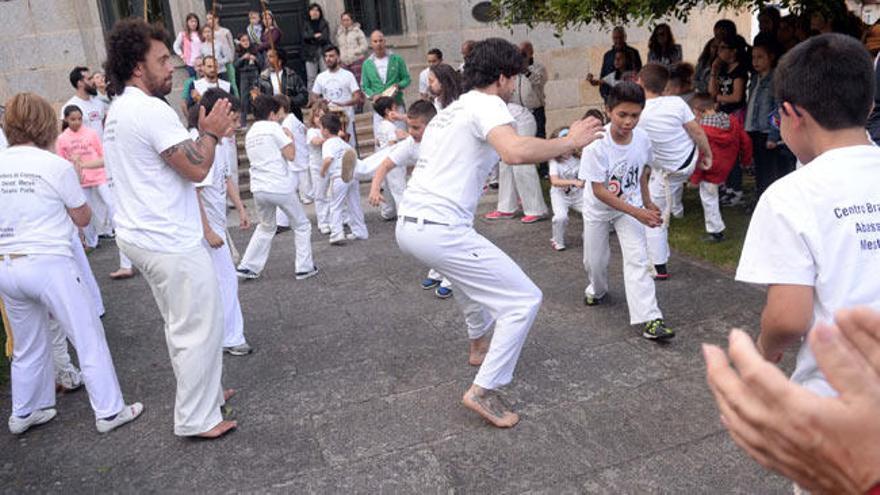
306, 128, 323, 172
191, 128, 229, 235
579, 124, 653, 222
737, 145, 880, 397
321, 136, 352, 178
0, 146, 85, 257
245, 120, 295, 195
398, 90, 514, 226
103, 86, 201, 253
637, 95, 695, 173
375, 119, 399, 150
549, 156, 580, 181
61, 95, 108, 138
281, 113, 310, 172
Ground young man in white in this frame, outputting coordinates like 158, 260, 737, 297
192, 89, 253, 355
736, 34, 880, 400
636, 63, 713, 279
579, 82, 673, 340
275, 94, 314, 230
61, 66, 108, 138
1, 92, 141, 435
236, 94, 318, 280
320, 113, 367, 244
484, 102, 548, 224
193, 56, 231, 99
311, 45, 363, 148
102, 19, 238, 438
418, 48, 443, 100
395, 38, 602, 427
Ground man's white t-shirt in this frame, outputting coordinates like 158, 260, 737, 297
191, 128, 229, 234
245, 120, 295, 195
373, 56, 389, 83
398, 90, 515, 225
579, 125, 653, 222
313, 69, 359, 108
388, 136, 419, 169
321, 136, 352, 178
0, 146, 85, 257
103, 86, 201, 253
281, 113, 310, 172
737, 145, 880, 397
375, 119, 399, 150
637, 96, 695, 173
193, 78, 231, 97
418, 67, 430, 94
61, 95, 108, 138
306, 128, 323, 171
549, 156, 580, 181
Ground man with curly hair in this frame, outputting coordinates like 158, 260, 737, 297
101, 19, 239, 439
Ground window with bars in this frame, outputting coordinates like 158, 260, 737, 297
98, 0, 175, 37
344, 0, 403, 36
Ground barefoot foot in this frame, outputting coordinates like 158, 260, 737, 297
461, 384, 519, 428
223, 388, 236, 402
109, 268, 135, 280
468, 336, 490, 366
196, 419, 238, 438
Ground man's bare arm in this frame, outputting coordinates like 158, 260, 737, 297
160, 134, 218, 183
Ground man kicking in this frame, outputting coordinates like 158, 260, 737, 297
395, 38, 602, 427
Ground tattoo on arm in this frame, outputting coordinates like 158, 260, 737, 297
160, 139, 207, 166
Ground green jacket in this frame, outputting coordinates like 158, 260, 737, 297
360, 53, 411, 106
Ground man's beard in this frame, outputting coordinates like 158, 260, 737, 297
85, 85, 98, 96
327, 60, 338, 70
145, 70, 172, 97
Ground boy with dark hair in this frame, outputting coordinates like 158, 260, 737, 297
737, 33, 880, 399
636, 63, 713, 279
320, 112, 366, 244
579, 82, 672, 340
236, 94, 317, 280
689, 93, 752, 242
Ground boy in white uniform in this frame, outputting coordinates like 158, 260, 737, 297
275, 94, 314, 229
579, 82, 673, 340
1, 92, 141, 435
736, 34, 880, 398
320, 113, 367, 244
636, 63, 713, 279
192, 89, 253, 355
372, 96, 410, 220
548, 128, 584, 251
236, 95, 318, 280
395, 39, 602, 428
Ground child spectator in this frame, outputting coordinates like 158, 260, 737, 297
307, 102, 331, 234
548, 127, 584, 251
579, 82, 673, 340
745, 34, 783, 199
586, 50, 632, 102
320, 113, 367, 244
235, 33, 262, 127
247, 10, 263, 46
736, 34, 880, 402
189, 89, 253, 355
235, 95, 317, 281
710, 33, 750, 206
173, 13, 203, 79
689, 93, 752, 242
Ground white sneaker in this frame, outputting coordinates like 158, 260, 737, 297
318, 224, 331, 235
9, 408, 57, 434
56, 368, 83, 392
329, 232, 346, 245
96, 402, 143, 434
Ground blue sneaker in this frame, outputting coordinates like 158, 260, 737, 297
421, 278, 441, 290
435, 286, 453, 299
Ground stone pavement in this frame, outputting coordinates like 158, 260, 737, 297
0, 185, 790, 493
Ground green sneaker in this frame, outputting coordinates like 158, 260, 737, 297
583, 294, 605, 306
643, 319, 675, 340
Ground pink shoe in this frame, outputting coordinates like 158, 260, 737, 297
521, 215, 544, 224
484, 210, 516, 220
550, 240, 566, 251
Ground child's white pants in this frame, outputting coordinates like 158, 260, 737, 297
241, 190, 315, 274
310, 167, 331, 229
396, 220, 541, 390
646, 161, 696, 265
329, 178, 368, 238
583, 213, 663, 325
699, 182, 725, 234
206, 240, 246, 347
497, 162, 548, 217
1, 254, 125, 420
82, 184, 115, 248
549, 187, 583, 248
379, 166, 407, 220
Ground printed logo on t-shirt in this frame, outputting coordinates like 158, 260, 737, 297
835, 201, 880, 252
608, 158, 639, 201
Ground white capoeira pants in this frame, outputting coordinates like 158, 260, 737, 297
206, 240, 246, 348
0, 254, 125, 420
276, 171, 316, 228
50, 318, 80, 378
698, 182, 725, 234
379, 166, 407, 220
329, 177, 368, 239
583, 213, 663, 325
646, 160, 696, 266
82, 184, 115, 248
549, 187, 583, 248
426, 268, 452, 289
117, 240, 224, 436
311, 166, 331, 229
496, 162, 548, 217
396, 220, 542, 390
241, 190, 315, 275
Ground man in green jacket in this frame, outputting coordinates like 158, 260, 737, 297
361, 30, 411, 130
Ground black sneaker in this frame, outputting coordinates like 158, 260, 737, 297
643, 319, 675, 340
295, 266, 319, 280
275, 226, 292, 235
583, 294, 605, 306
653, 264, 669, 281
702, 232, 725, 243
236, 268, 259, 280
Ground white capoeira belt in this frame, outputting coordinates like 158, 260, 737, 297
399, 216, 449, 226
